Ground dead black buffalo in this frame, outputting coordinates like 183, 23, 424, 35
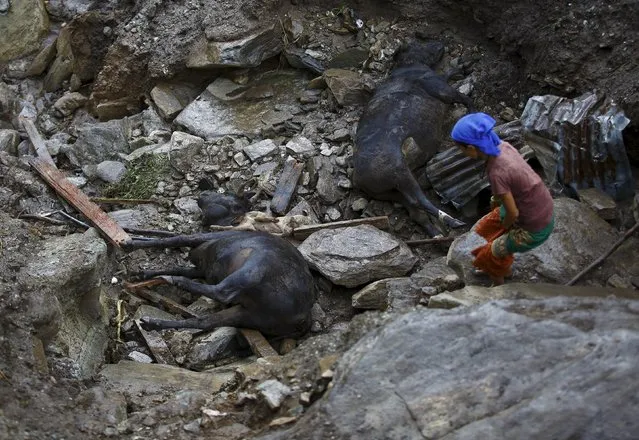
353, 40, 475, 236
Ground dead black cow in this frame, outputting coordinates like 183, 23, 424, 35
353, 40, 475, 236
124, 231, 315, 337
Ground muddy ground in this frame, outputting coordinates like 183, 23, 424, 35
1, 0, 638, 438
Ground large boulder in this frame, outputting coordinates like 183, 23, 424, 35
447, 197, 625, 284
0, 0, 49, 62
17, 229, 109, 378
298, 225, 417, 288
260, 296, 639, 440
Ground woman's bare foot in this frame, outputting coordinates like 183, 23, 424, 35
490, 276, 505, 286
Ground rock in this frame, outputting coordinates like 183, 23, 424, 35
259, 297, 639, 440
410, 256, 463, 294
607, 274, 632, 289
17, 229, 109, 377
99, 361, 234, 396
173, 197, 202, 217
150, 82, 199, 120
323, 69, 373, 106
243, 139, 278, 162
107, 205, 159, 229
285, 136, 316, 156
127, 351, 153, 363
184, 327, 241, 370
0, 129, 20, 155
633, 194, 639, 223
352, 277, 422, 311
175, 71, 308, 140
45, 0, 92, 20
351, 197, 368, 211
187, 24, 282, 69
428, 282, 639, 309
328, 48, 369, 69
134, 304, 177, 322
578, 187, 617, 220
125, 130, 204, 162
26, 36, 58, 76
309, 156, 346, 204
74, 387, 127, 434
64, 119, 128, 166
96, 160, 126, 183
298, 225, 417, 288
447, 198, 621, 284
45, 132, 71, 156
0, 0, 49, 62
54, 92, 87, 116
256, 380, 292, 410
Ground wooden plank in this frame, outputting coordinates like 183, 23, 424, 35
20, 117, 55, 166
29, 157, 131, 247
291, 215, 390, 240
405, 236, 455, 246
239, 328, 279, 358
134, 319, 177, 365
271, 160, 304, 215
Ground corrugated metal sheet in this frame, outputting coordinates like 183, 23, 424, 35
426, 120, 527, 209
426, 92, 634, 208
521, 92, 634, 201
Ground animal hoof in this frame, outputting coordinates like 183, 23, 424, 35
139, 317, 163, 331
155, 275, 174, 284
446, 217, 466, 228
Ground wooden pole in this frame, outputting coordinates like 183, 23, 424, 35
565, 221, 639, 286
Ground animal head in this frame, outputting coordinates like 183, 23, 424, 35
198, 191, 251, 227
394, 41, 445, 67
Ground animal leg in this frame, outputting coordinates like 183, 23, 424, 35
122, 231, 244, 250
160, 273, 253, 306
140, 305, 254, 331
132, 266, 204, 281
398, 175, 465, 231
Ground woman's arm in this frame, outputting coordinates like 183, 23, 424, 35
500, 192, 519, 229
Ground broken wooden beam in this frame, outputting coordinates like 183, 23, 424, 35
271, 160, 304, 215
20, 117, 55, 166
405, 236, 456, 246
29, 157, 131, 247
134, 319, 177, 365
291, 216, 390, 240
239, 329, 279, 358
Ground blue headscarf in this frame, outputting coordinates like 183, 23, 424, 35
451, 112, 502, 156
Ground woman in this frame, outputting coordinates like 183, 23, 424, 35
451, 112, 554, 286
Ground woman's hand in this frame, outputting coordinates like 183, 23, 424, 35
500, 192, 519, 229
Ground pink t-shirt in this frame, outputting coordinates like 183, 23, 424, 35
487, 142, 554, 231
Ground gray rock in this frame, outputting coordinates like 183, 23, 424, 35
26, 35, 58, 76
107, 205, 159, 229
257, 380, 292, 410
323, 69, 373, 106
428, 282, 639, 309
173, 197, 202, 217
175, 71, 308, 140
65, 119, 128, 166
99, 361, 234, 396
243, 139, 277, 162
54, 92, 88, 116
411, 256, 463, 294
577, 187, 617, 220
352, 277, 422, 311
0, 129, 20, 155
447, 198, 621, 284
185, 327, 241, 370
45, 132, 71, 156
125, 131, 204, 162
150, 82, 199, 120
127, 351, 153, 364
310, 156, 346, 204
0, 0, 49, 62
259, 297, 639, 440
285, 136, 316, 156
66, 176, 87, 188
298, 225, 417, 288
96, 160, 126, 183
17, 229, 109, 377
187, 24, 282, 69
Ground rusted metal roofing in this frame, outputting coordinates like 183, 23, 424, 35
426, 92, 634, 208
426, 121, 527, 209
520, 92, 634, 201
